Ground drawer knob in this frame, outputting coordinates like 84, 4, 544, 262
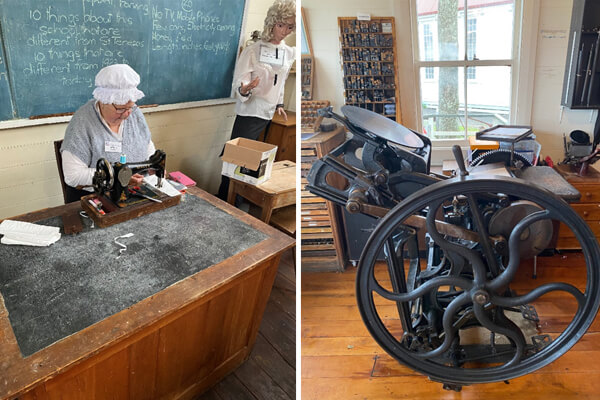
584, 211, 589, 217
585, 192, 592, 198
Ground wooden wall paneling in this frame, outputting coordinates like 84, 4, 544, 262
93, 348, 130, 399
154, 300, 213, 397
128, 331, 160, 400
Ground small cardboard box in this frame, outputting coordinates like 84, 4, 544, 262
221, 138, 278, 185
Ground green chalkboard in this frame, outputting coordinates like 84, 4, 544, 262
0, 0, 246, 120
0, 24, 13, 120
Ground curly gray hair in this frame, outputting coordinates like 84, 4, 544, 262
261, 0, 296, 42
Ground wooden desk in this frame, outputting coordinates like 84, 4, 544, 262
265, 111, 296, 162
0, 187, 294, 400
555, 164, 600, 249
227, 161, 296, 223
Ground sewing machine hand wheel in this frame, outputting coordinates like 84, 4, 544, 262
92, 158, 114, 193
356, 176, 600, 388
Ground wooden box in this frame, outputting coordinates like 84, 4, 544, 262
81, 192, 181, 228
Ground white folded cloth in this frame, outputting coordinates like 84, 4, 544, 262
0, 219, 61, 247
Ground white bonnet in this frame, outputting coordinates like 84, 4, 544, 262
92, 64, 145, 105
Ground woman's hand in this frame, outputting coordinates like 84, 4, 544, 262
277, 106, 288, 121
129, 173, 144, 186
240, 76, 260, 95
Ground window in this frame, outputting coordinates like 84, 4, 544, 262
466, 17, 476, 79
423, 24, 434, 79
414, 0, 518, 140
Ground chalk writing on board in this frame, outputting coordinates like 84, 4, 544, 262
0, 54, 5, 83
0, 0, 246, 119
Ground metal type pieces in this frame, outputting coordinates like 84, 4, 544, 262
306, 106, 600, 390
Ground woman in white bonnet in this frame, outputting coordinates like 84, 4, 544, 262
217, 0, 296, 200
61, 64, 156, 203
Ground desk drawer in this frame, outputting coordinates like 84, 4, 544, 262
570, 184, 600, 203
556, 236, 600, 249
569, 203, 600, 220
558, 220, 600, 238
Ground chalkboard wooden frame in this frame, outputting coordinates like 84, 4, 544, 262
0, 97, 236, 130
0, 0, 250, 125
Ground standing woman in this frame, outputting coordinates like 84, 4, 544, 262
218, 0, 296, 200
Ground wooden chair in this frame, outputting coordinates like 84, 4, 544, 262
54, 140, 90, 204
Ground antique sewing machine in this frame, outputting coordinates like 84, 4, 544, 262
307, 106, 600, 391
81, 150, 180, 228
92, 150, 166, 207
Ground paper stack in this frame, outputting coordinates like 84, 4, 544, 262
0, 219, 61, 246
143, 175, 182, 197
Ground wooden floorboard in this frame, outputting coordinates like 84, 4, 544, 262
301, 253, 600, 400
196, 248, 296, 400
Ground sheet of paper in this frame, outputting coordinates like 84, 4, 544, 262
143, 175, 182, 197
0, 219, 61, 246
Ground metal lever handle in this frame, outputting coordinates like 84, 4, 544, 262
452, 145, 469, 176
317, 106, 333, 117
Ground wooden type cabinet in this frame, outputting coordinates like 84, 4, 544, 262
301, 126, 348, 271
301, 55, 314, 100
265, 111, 296, 162
338, 17, 402, 122
555, 164, 600, 249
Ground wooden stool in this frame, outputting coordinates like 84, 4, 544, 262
227, 161, 296, 224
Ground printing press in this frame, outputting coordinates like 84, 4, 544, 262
306, 105, 600, 390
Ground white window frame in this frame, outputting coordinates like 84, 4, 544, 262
466, 17, 477, 79
423, 23, 435, 80
408, 0, 539, 160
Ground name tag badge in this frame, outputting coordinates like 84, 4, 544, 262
259, 45, 285, 67
105, 141, 122, 153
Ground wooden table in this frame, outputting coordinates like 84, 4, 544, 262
0, 187, 294, 400
227, 161, 296, 224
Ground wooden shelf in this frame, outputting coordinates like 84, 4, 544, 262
300, 127, 348, 272
301, 55, 314, 101
338, 17, 402, 123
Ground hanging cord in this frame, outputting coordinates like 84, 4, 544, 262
114, 233, 134, 259
79, 211, 94, 229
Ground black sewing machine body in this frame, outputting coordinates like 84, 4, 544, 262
93, 150, 166, 207
306, 106, 600, 390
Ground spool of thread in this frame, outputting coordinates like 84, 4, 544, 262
120, 153, 126, 164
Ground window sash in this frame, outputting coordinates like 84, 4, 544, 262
411, 0, 521, 143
